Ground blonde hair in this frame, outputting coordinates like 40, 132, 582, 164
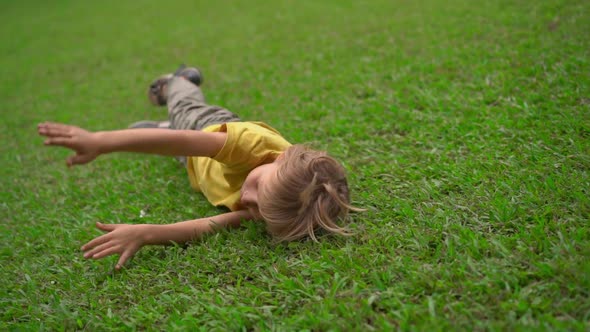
258, 144, 359, 242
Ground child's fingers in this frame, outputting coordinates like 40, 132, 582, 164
81, 233, 111, 252
67, 154, 88, 167
116, 250, 135, 270
39, 127, 70, 138
83, 240, 113, 258
91, 246, 121, 260
38, 122, 72, 138
39, 122, 73, 131
95, 222, 118, 232
66, 155, 77, 167
44, 137, 72, 147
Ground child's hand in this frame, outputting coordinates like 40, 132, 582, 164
81, 222, 148, 270
38, 122, 101, 167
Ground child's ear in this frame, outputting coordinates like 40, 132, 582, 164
275, 153, 285, 161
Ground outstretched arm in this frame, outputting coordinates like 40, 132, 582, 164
81, 210, 252, 270
38, 122, 226, 166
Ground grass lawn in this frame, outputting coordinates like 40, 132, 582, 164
1, 0, 589, 330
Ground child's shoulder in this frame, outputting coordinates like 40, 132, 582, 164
212, 122, 292, 164
206, 121, 285, 137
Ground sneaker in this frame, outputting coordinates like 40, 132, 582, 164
147, 74, 173, 106
174, 64, 202, 86
128, 120, 171, 129
148, 65, 203, 106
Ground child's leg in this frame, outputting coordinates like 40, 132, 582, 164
166, 77, 240, 131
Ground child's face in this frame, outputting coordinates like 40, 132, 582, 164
240, 161, 279, 220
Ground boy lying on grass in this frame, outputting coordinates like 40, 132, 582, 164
38, 65, 358, 270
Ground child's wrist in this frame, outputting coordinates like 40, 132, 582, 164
93, 131, 108, 154
139, 224, 157, 245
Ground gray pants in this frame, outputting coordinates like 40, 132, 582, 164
167, 77, 241, 131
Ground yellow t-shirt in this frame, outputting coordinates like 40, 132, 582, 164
186, 122, 292, 211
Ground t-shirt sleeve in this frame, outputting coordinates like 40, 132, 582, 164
212, 122, 291, 170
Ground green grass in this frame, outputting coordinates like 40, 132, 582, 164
1, 0, 589, 330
